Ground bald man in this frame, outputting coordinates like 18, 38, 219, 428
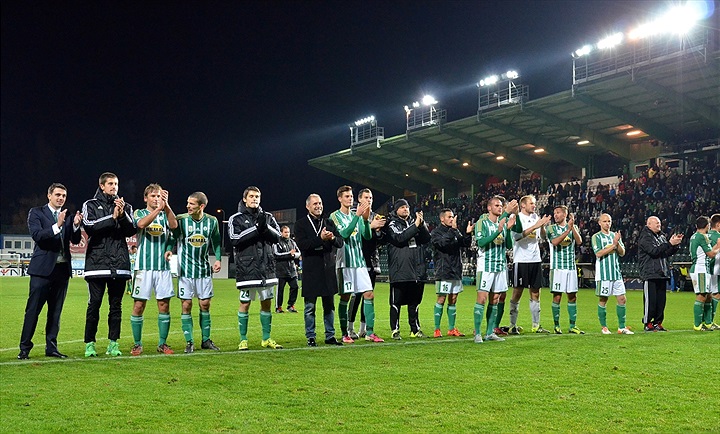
592, 214, 632, 334
637, 216, 682, 332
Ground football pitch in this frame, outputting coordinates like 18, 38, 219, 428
0, 277, 717, 433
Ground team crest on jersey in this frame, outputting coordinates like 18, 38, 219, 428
494, 234, 504, 245
188, 234, 207, 247
146, 223, 164, 237
560, 236, 572, 247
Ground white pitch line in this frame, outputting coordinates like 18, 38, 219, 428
0, 329, 702, 366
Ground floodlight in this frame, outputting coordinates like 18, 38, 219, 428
485, 75, 498, 86
496, 155, 505, 160
628, 23, 660, 40
422, 95, 438, 106
432, 168, 438, 172
412, 101, 420, 108
462, 162, 469, 167
668, 4, 702, 34
577, 140, 590, 145
354, 116, 375, 126
574, 45, 593, 57
533, 148, 545, 153
626, 130, 642, 136
597, 32, 623, 49
629, 3, 703, 40
505, 70, 519, 79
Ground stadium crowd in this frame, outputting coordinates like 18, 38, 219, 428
404, 161, 720, 264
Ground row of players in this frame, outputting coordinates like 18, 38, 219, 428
17, 173, 720, 359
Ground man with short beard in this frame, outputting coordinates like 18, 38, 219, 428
386, 199, 430, 339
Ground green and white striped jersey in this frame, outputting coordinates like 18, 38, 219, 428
170, 213, 221, 278
330, 209, 370, 269
689, 232, 712, 274
134, 208, 171, 271
475, 214, 510, 273
592, 231, 623, 281
708, 230, 719, 275
547, 224, 576, 270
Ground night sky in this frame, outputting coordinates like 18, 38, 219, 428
2, 1, 655, 228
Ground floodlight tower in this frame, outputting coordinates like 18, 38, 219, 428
477, 70, 528, 118
571, 3, 707, 96
404, 95, 446, 138
349, 115, 384, 151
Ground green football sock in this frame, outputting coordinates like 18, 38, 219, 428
598, 304, 607, 327
363, 299, 375, 334
473, 303, 485, 336
130, 315, 143, 346
552, 302, 561, 327
238, 312, 249, 340
434, 303, 443, 330
181, 313, 193, 343
495, 302, 505, 328
200, 310, 211, 342
568, 302, 577, 327
486, 304, 498, 336
712, 298, 718, 322
704, 302, 713, 325
447, 305, 457, 330
157, 313, 170, 346
260, 310, 272, 340
617, 304, 627, 329
339, 300, 349, 336
694, 301, 704, 327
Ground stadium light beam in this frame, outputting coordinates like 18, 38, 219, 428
422, 95, 438, 106
479, 75, 499, 87
597, 32, 623, 50
629, 3, 704, 40
354, 115, 375, 126
573, 45, 593, 57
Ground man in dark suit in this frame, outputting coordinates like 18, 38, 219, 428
294, 193, 344, 347
18, 183, 82, 359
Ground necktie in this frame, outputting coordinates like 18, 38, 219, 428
53, 210, 59, 223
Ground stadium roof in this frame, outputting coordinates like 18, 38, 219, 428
309, 30, 719, 198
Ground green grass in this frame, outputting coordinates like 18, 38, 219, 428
1, 277, 718, 433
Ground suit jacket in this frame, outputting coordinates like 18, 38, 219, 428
27, 206, 82, 277
294, 214, 343, 298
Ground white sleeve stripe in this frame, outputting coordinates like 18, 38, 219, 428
239, 226, 257, 239
267, 224, 281, 238
83, 213, 114, 226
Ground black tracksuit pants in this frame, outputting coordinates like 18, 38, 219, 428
643, 279, 668, 325
390, 281, 424, 333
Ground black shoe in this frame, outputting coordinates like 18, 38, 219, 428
201, 339, 220, 351
287, 305, 298, 313
307, 338, 317, 347
654, 324, 668, 332
17, 350, 29, 360
644, 323, 656, 332
46, 351, 67, 358
324, 337, 343, 346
